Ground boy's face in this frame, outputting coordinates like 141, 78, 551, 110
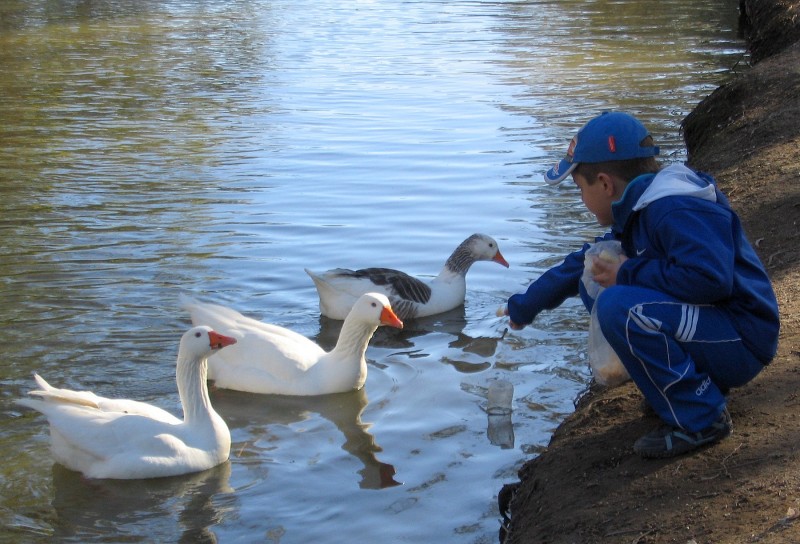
572, 170, 615, 226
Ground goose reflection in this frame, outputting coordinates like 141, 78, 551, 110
314, 305, 469, 350
318, 304, 503, 375
211, 387, 400, 489
320, 303, 500, 348
50, 461, 232, 542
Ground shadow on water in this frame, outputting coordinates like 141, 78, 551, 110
210, 386, 401, 490
312, 304, 502, 369
50, 461, 232, 543
310, 305, 466, 348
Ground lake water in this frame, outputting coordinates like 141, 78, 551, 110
0, 1, 746, 542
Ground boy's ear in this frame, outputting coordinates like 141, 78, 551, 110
596, 173, 618, 196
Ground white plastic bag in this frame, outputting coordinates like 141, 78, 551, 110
582, 241, 630, 387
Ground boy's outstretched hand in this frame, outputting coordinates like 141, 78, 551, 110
498, 305, 526, 330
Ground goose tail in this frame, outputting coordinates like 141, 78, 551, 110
21, 374, 101, 408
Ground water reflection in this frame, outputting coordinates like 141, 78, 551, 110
487, 414, 515, 450
315, 305, 504, 374
211, 387, 400, 490
50, 461, 232, 543
313, 305, 469, 350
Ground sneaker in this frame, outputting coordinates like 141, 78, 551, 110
633, 408, 732, 459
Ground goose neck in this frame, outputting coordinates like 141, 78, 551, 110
176, 354, 215, 425
443, 241, 477, 276
331, 320, 375, 360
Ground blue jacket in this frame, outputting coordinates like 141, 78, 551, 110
507, 164, 779, 363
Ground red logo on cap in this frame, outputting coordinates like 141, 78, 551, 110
608, 135, 616, 153
566, 136, 577, 162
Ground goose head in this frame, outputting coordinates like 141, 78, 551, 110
468, 233, 509, 268
180, 325, 238, 360
346, 292, 404, 330
446, 234, 509, 275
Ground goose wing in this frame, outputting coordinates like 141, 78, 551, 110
26, 374, 181, 424
182, 296, 326, 377
348, 268, 432, 304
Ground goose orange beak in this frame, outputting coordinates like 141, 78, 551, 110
208, 331, 237, 350
493, 250, 510, 268
380, 306, 404, 329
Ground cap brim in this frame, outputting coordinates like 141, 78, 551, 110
543, 159, 577, 185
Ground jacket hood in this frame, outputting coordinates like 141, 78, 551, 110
632, 163, 717, 211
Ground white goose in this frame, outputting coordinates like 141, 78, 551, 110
17, 326, 237, 480
181, 292, 403, 396
305, 233, 510, 320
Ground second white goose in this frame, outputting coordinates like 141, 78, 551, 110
181, 292, 403, 396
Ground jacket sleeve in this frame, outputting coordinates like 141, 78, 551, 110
616, 206, 735, 303
506, 243, 589, 326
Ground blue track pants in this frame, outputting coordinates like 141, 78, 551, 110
593, 285, 764, 432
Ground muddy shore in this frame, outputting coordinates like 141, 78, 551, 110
499, 1, 800, 543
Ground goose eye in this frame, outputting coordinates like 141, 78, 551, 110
194, 331, 202, 338
371, 302, 377, 308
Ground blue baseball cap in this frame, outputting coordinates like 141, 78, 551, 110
544, 112, 660, 185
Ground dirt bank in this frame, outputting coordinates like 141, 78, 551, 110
499, 1, 800, 542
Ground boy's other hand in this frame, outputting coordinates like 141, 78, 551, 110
591, 254, 628, 288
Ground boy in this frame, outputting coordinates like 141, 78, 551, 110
505, 112, 780, 458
